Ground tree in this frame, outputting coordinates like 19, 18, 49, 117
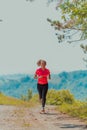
47, 0, 87, 43
28, 0, 87, 62
27, 89, 33, 101
21, 89, 33, 101
21, 95, 27, 101
28, 0, 87, 43
47, 0, 87, 64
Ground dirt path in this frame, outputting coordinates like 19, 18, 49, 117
0, 105, 86, 130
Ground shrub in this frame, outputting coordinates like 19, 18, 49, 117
46, 89, 75, 105
21, 89, 33, 101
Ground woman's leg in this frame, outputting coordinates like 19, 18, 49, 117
42, 84, 48, 109
37, 84, 42, 101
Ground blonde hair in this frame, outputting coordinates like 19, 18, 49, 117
37, 59, 47, 66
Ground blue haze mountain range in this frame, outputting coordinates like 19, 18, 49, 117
0, 70, 87, 100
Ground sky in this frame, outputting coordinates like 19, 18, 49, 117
0, 0, 86, 74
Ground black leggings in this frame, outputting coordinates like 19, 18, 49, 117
37, 83, 48, 108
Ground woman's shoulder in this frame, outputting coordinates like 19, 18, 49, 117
45, 68, 50, 73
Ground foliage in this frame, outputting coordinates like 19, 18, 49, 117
80, 44, 87, 65
31, 89, 75, 105
27, 89, 87, 120
58, 101, 87, 120
47, 89, 75, 105
46, 89, 87, 120
47, 0, 87, 43
21, 95, 27, 101
21, 89, 33, 101
27, 89, 33, 100
27, 0, 87, 43
80, 44, 87, 54
29, 94, 38, 103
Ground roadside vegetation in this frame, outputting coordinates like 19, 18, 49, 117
30, 89, 87, 121
0, 89, 87, 121
0, 92, 32, 107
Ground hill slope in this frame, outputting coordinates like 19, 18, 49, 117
0, 92, 30, 106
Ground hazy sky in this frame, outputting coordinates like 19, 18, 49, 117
0, 0, 86, 74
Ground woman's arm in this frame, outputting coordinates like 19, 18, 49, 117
49, 74, 51, 79
48, 74, 51, 79
34, 73, 44, 79
34, 74, 38, 79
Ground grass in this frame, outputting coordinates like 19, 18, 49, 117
57, 101, 87, 120
23, 123, 31, 127
0, 92, 34, 107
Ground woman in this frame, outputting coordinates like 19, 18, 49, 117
34, 59, 51, 113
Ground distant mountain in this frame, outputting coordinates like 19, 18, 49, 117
0, 74, 37, 98
0, 70, 87, 100
49, 70, 87, 100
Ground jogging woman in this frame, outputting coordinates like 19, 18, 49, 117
34, 59, 51, 113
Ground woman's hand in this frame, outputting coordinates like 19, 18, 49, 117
34, 74, 44, 79
48, 74, 51, 79
38, 75, 44, 78
34, 74, 38, 79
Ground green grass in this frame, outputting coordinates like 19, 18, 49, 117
57, 101, 87, 120
0, 92, 33, 107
